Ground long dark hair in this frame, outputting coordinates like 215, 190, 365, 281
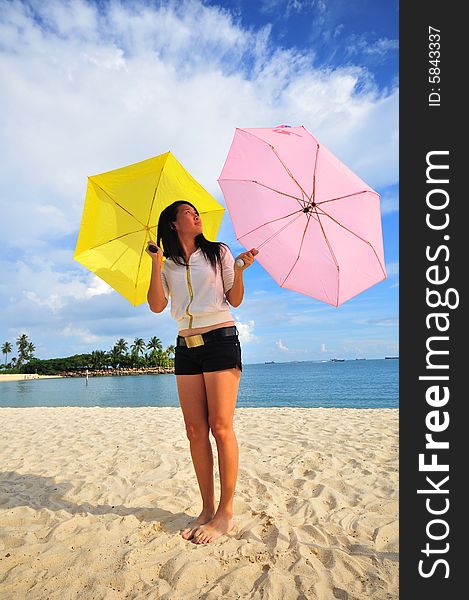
157, 200, 229, 275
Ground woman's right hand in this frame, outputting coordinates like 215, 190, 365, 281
145, 240, 164, 266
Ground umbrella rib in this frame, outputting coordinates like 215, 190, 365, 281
256, 211, 310, 250
313, 208, 341, 307
316, 205, 387, 279
281, 211, 315, 289
109, 245, 131, 272
238, 210, 303, 243
312, 143, 320, 203
144, 158, 181, 231
91, 181, 147, 228
316, 189, 378, 206
145, 181, 160, 230
220, 178, 305, 209
234, 129, 312, 200
87, 228, 145, 251
238, 209, 308, 248
135, 230, 151, 293
269, 145, 311, 201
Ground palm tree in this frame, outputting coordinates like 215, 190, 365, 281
16, 333, 30, 367
115, 338, 128, 356
160, 349, 172, 368
147, 336, 163, 354
90, 350, 107, 370
112, 339, 128, 369
146, 336, 163, 366
130, 337, 146, 367
162, 344, 175, 369
26, 342, 36, 361
2, 341, 13, 366
109, 346, 121, 369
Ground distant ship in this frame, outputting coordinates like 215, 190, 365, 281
264, 361, 276, 364
385, 356, 399, 360
330, 358, 345, 362
355, 358, 366, 361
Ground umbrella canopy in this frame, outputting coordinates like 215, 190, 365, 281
218, 125, 387, 306
74, 152, 224, 306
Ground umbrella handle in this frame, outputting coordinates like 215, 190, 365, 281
235, 258, 245, 268
148, 244, 159, 253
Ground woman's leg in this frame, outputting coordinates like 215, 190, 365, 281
191, 366, 241, 544
176, 373, 216, 539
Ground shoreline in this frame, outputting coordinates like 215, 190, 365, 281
0, 374, 65, 382
0, 368, 174, 382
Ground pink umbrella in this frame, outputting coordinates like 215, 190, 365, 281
218, 125, 387, 307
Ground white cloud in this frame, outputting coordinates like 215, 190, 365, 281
363, 38, 399, 57
28, 0, 99, 38
85, 276, 114, 298
22, 290, 65, 312
3, 254, 102, 298
277, 339, 289, 351
346, 34, 398, 59
260, 0, 325, 18
59, 324, 100, 344
320, 342, 327, 353
234, 319, 256, 343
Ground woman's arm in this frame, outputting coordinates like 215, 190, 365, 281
226, 268, 244, 307
226, 248, 258, 307
146, 243, 168, 313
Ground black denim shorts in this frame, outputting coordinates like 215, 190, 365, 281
174, 327, 243, 375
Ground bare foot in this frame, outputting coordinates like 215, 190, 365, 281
191, 513, 236, 544
180, 510, 215, 540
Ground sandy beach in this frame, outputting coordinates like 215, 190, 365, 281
0, 374, 65, 382
0, 407, 398, 599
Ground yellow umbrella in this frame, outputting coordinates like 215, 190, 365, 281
74, 152, 224, 306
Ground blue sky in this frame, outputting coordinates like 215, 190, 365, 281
0, 0, 398, 363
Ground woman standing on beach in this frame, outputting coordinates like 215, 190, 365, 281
146, 200, 258, 544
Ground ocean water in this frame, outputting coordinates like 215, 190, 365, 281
0, 359, 398, 409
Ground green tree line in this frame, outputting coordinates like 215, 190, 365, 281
1, 333, 174, 375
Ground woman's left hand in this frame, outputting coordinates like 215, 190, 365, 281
234, 248, 259, 271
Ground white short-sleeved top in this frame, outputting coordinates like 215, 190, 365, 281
160, 244, 236, 331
